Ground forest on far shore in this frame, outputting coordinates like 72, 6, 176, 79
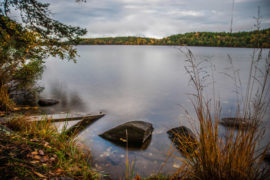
79, 28, 270, 48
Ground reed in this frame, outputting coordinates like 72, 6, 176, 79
171, 48, 270, 180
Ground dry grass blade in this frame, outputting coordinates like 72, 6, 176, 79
173, 46, 270, 180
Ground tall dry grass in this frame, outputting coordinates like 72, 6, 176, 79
171, 47, 270, 180
4, 116, 99, 179
0, 84, 15, 111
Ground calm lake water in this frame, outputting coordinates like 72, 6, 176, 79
39, 46, 270, 179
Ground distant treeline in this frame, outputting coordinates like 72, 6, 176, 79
79, 28, 270, 48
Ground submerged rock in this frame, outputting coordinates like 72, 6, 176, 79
99, 121, 153, 147
167, 126, 197, 153
219, 117, 254, 129
38, 98, 59, 106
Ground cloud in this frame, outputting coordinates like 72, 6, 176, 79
44, 0, 270, 38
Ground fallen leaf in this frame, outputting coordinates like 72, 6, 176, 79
33, 171, 46, 178
26, 153, 32, 158
39, 150, 44, 156
0, 111, 5, 116
31, 151, 38, 155
44, 142, 52, 148
30, 160, 39, 164
49, 171, 55, 176
30, 139, 38, 142
33, 155, 41, 160
55, 168, 64, 175
41, 155, 49, 162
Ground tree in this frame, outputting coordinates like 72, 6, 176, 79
0, 0, 87, 110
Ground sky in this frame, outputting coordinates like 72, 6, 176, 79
44, 0, 270, 38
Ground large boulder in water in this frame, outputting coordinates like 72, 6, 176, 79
38, 98, 59, 106
167, 126, 197, 153
99, 121, 153, 147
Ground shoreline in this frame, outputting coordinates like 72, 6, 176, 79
76, 44, 270, 49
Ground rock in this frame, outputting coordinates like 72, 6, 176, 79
10, 89, 38, 106
167, 126, 197, 153
38, 98, 59, 106
99, 121, 153, 147
219, 117, 253, 129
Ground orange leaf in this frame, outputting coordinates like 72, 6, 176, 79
30, 160, 39, 164
33, 171, 46, 178
31, 151, 38, 155
33, 155, 41, 160
55, 168, 64, 175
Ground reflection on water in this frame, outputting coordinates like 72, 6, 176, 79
99, 133, 152, 150
39, 46, 270, 179
40, 81, 86, 113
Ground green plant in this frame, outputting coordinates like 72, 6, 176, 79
0, 1, 86, 111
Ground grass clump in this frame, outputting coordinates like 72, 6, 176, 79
171, 48, 270, 180
0, 116, 99, 179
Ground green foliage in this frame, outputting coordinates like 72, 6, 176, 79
0, 0, 87, 110
13, 59, 44, 89
165, 29, 270, 48
79, 28, 270, 48
79, 36, 158, 45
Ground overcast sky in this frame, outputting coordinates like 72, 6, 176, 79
44, 0, 270, 38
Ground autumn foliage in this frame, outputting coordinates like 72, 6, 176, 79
79, 28, 270, 48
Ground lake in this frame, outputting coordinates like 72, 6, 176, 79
39, 45, 270, 179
